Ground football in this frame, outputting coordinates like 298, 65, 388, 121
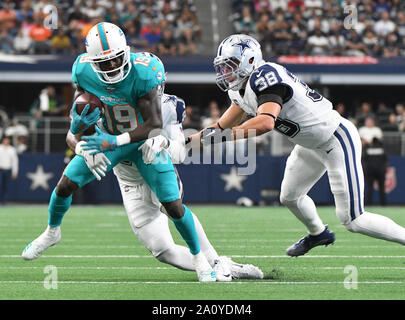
73, 93, 104, 135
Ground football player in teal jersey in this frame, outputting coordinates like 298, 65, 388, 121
22, 22, 216, 282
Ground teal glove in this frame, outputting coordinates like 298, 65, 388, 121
82, 126, 118, 154
70, 103, 101, 135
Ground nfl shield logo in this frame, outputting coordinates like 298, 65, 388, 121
374, 166, 396, 193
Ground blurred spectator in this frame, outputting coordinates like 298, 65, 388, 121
381, 113, 399, 132
158, 28, 177, 55
0, 3, 17, 31
84, 0, 105, 19
15, 1, 34, 24
395, 103, 404, 123
335, 102, 349, 118
178, 27, 196, 55
355, 102, 375, 127
234, 5, 256, 35
0, 136, 18, 205
141, 20, 161, 53
0, 27, 14, 53
182, 105, 201, 130
51, 29, 71, 54
362, 137, 387, 206
363, 30, 380, 56
383, 33, 399, 57
30, 85, 65, 119
29, 18, 52, 54
376, 102, 394, 126
270, 0, 288, 11
287, 0, 305, 11
345, 29, 368, 56
4, 118, 29, 150
201, 101, 221, 129
271, 20, 293, 55
328, 23, 346, 56
358, 116, 383, 146
374, 11, 395, 37
13, 27, 32, 54
306, 27, 328, 55
126, 23, 148, 52
373, 0, 391, 15
399, 109, 405, 132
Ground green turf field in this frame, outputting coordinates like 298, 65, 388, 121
1, 205, 405, 300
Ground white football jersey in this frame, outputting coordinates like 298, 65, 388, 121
112, 93, 186, 185
228, 61, 341, 148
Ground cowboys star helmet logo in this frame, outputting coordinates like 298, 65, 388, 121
232, 39, 251, 54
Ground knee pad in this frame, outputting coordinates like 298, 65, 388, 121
279, 192, 299, 207
135, 213, 175, 257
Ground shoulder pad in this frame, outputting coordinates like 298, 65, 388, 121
71, 53, 89, 85
249, 64, 282, 95
162, 94, 186, 124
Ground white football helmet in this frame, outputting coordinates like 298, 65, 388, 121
214, 34, 263, 92
86, 22, 131, 84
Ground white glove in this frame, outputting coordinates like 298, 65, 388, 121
138, 135, 168, 164
75, 141, 111, 180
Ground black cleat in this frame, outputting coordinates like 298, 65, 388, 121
286, 226, 335, 257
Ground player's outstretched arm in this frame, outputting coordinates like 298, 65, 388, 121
139, 122, 187, 165
232, 101, 281, 138
188, 102, 246, 145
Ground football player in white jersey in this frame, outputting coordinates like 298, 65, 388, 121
112, 92, 263, 280
189, 34, 405, 256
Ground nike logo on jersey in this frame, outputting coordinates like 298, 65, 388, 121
152, 63, 157, 71
257, 69, 263, 78
326, 148, 334, 154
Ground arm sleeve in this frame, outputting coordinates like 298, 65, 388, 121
162, 123, 187, 164
257, 84, 290, 107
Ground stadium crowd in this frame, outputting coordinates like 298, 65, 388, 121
0, 0, 201, 56
232, 0, 405, 57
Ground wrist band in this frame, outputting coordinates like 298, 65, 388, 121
116, 132, 131, 146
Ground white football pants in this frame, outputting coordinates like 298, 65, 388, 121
280, 117, 405, 244
118, 181, 219, 270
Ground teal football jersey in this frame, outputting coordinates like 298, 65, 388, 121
71, 52, 166, 135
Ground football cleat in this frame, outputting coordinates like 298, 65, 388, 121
286, 225, 335, 257
191, 252, 217, 282
213, 257, 232, 282
22, 226, 61, 261
220, 256, 264, 279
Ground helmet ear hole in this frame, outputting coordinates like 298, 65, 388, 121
249, 57, 254, 64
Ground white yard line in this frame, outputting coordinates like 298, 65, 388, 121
2, 254, 405, 259
0, 280, 403, 285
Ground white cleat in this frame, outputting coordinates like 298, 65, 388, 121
22, 226, 61, 261
213, 257, 232, 282
192, 252, 216, 282
221, 256, 264, 280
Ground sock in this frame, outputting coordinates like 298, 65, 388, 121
191, 212, 219, 266
284, 195, 325, 235
48, 188, 72, 227
347, 211, 405, 245
170, 205, 200, 255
